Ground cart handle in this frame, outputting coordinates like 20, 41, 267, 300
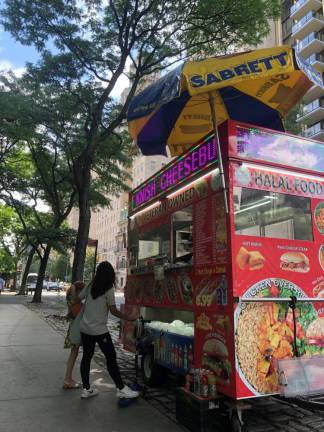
234, 297, 324, 303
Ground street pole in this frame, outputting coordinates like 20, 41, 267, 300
93, 240, 98, 280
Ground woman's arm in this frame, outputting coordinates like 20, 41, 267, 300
78, 286, 87, 301
108, 305, 138, 321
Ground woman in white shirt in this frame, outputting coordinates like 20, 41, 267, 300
79, 261, 139, 399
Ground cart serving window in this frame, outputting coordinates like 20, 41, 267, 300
234, 187, 313, 241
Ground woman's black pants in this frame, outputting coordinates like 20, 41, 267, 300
80, 331, 124, 390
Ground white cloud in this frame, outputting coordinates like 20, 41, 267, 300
0, 59, 25, 77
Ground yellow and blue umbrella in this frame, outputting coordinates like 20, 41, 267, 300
128, 46, 324, 157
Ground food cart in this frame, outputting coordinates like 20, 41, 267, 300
122, 119, 324, 430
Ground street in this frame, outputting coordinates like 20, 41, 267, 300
0, 293, 184, 432
1, 293, 324, 431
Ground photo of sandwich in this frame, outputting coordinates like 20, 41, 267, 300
280, 252, 310, 273
202, 338, 231, 384
313, 280, 324, 298
306, 317, 324, 348
236, 246, 265, 271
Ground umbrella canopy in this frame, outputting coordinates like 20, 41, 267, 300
128, 46, 324, 157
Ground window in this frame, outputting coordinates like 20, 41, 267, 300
234, 187, 313, 241
172, 205, 193, 263
129, 222, 170, 267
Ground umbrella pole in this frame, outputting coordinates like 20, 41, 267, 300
208, 92, 229, 214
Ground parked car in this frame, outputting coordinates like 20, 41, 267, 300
43, 281, 61, 291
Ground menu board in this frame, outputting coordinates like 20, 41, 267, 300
232, 163, 324, 399
125, 269, 195, 310
193, 189, 227, 267
194, 197, 214, 266
214, 194, 227, 264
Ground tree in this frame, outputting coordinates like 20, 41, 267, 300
18, 246, 35, 295
283, 102, 304, 136
0, 204, 27, 290
0, 132, 77, 302
0, 246, 15, 278
1, 0, 281, 280
49, 252, 71, 282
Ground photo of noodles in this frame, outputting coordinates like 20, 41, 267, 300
235, 279, 318, 395
236, 303, 291, 394
319, 245, 324, 271
315, 202, 324, 234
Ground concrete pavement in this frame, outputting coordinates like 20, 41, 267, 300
0, 295, 184, 432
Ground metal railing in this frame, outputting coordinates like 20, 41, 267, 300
304, 50, 324, 65
304, 121, 324, 137
292, 11, 324, 34
291, 0, 320, 16
296, 32, 324, 51
301, 98, 322, 116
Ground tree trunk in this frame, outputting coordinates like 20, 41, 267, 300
18, 248, 35, 295
72, 181, 91, 282
32, 245, 51, 303
11, 260, 18, 291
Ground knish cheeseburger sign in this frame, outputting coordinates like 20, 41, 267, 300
130, 134, 217, 214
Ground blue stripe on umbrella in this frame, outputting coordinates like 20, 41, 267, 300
218, 87, 284, 131
128, 65, 183, 121
138, 90, 190, 156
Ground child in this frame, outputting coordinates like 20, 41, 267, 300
63, 281, 85, 389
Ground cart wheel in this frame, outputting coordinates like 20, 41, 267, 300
230, 411, 242, 432
141, 348, 168, 387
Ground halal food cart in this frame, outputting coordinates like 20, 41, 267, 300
122, 119, 324, 430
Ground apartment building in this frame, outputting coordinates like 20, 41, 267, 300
286, 0, 324, 140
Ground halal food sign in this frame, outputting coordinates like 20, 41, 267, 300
131, 136, 217, 212
235, 166, 324, 199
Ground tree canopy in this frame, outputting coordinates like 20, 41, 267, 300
0, 0, 281, 280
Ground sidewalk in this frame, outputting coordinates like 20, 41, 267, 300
0, 295, 184, 432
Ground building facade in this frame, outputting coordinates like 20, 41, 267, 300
287, 0, 324, 140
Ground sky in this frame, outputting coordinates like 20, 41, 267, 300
0, 28, 38, 76
0, 26, 130, 98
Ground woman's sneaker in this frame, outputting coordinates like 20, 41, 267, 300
116, 385, 139, 399
81, 386, 99, 399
